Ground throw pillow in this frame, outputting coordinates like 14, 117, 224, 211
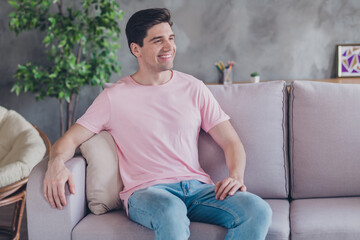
80, 131, 123, 214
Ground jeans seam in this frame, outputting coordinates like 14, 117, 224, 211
192, 201, 241, 228
181, 181, 189, 202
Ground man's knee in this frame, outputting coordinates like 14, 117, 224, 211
252, 197, 272, 226
239, 193, 272, 227
225, 193, 272, 240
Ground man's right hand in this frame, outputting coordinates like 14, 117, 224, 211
43, 161, 75, 210
42, 123, 95, 209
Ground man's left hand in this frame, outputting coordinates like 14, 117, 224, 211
215, 177, 247, 200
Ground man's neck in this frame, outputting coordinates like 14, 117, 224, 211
131, 70, 173, 86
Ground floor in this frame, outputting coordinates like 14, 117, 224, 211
0, 204, 28, 240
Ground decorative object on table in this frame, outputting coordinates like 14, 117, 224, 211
337, 44, 360, 77
250, 72, 260, 83
8, 0, 123, 135
215, 61, 234, 84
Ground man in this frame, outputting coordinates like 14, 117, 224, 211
44, 8, 272, 240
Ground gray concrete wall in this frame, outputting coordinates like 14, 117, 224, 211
1, 0, 360, 142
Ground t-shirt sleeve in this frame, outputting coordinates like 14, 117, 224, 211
76, 90, 110, 134
199, 82, 230, 132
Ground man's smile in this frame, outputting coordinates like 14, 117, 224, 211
158, 53, 173, 59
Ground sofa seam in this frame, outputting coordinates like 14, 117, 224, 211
290, 82, 295, 199
281, 81, 289, 198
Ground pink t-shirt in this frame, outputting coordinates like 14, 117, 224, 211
77, 70, 230, 214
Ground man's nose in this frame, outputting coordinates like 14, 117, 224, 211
163, 40, 172, 51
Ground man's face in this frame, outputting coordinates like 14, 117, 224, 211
133, 22, 176, 73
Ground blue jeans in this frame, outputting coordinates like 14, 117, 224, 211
128, 180, 272, 240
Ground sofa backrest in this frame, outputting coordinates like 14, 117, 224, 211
198, 81, 289, 199
289, 80, 360, 199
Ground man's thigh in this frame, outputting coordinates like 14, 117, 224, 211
188, 185, 268, 229
128, 186, 188, 230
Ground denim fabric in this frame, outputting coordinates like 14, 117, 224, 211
128, 180, 272, 240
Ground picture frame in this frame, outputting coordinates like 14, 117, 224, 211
337, 44, 360, 77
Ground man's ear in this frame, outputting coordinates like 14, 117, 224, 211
130, 43, 141, 58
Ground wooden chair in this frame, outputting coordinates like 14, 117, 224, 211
0, 125, 51, 240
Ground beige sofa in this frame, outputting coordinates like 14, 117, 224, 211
26, 80, 360, 239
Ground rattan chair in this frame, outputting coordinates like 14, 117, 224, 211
0, 125, 51, 240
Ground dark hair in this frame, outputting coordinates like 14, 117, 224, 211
125, 8, 173, 52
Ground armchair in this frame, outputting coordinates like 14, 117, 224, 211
0, 105, 50, 240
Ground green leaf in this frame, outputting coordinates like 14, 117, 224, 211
41, 1, 51, 8
8, 12, 16, 18
10, 84, 18, 93
33, 69, 42, 79
58, 39, 67, 48
43, 35, 51, 45
15, 18, 19, 28
31, 18, 38, 27
11, 83, 21, 95
8, 0, 18, 9
49, 72, 57, 78
64, 91, 70, 102
48, 17, 56, 26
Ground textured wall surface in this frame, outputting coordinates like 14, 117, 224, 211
1, 0, 360, 142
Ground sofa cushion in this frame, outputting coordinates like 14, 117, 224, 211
0, 106, 46, 187
290, 197, 360, 240
72, 199, 289, 240
80, 131, 123, 215
72, 211, 223, 240
265, 199, 290, 240
289, 81, 360, 198
199, 81, 288, 198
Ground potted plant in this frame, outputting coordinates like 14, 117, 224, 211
250, 72, 260, 83
8, 0, 123, 135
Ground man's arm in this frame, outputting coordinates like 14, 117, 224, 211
208, 120, 247, 200
43, 123, 95, 209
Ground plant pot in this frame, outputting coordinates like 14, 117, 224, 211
250, 76, 260, 83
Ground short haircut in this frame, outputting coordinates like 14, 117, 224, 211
125, 8, 173, 53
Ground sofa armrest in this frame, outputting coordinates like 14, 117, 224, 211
26, 156, 87, 240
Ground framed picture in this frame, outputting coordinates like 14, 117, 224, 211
337, 44, 360, 77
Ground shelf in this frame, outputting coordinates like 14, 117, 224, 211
207, 78, 360, 86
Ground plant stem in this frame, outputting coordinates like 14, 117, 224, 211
59, 99, 65, 136
72, 94, 79, 125
77, 44, 82, 64
67, 95, 73, 131
57, 0, 63, 16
